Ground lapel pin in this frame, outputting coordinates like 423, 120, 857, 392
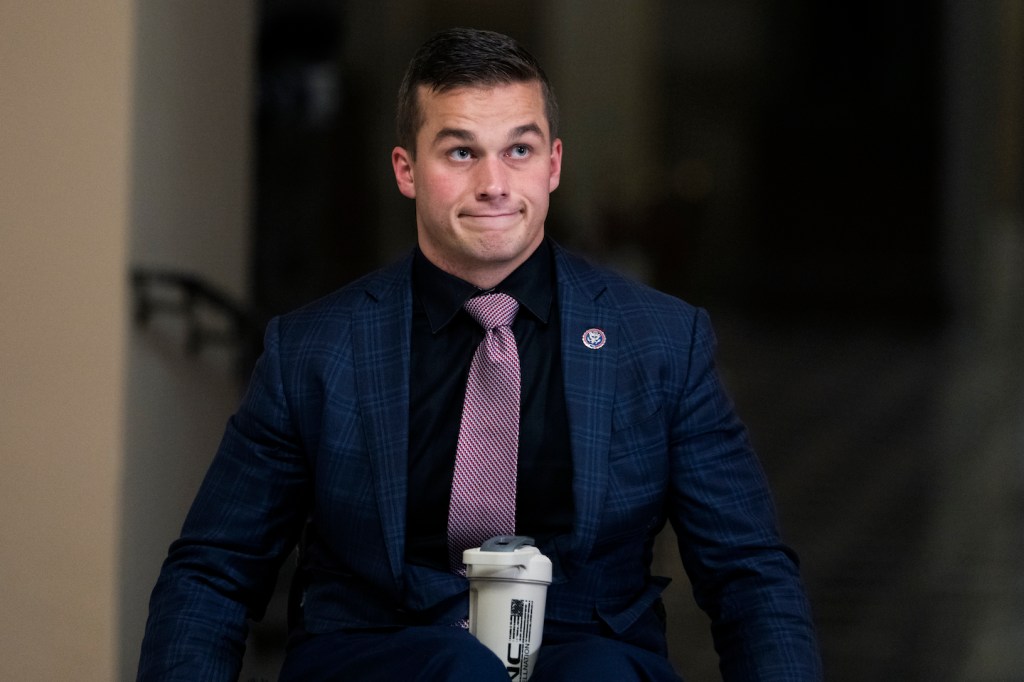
581, 328, 606, 350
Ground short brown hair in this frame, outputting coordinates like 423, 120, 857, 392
395, 27, 559, 154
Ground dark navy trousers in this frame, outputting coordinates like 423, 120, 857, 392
278, 612, 682, 681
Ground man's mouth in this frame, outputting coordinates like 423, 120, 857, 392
460, 210, 522, 226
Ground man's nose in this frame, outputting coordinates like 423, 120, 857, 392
475, 156, 508, 199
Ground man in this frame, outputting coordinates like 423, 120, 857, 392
138, 28, 821, 681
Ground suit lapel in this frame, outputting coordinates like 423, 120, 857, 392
352, 257, 413, 581
554, 247, 617, 568
349, 248, 616, 581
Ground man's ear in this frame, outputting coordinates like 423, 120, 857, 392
392, 146, 416, 199
548, 138, 563, 193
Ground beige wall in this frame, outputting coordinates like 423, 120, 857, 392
0, 2, 254, 679
0, 2, 134, 679
119, 3, 255, 678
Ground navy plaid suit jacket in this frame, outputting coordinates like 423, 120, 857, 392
139, 243, 821, 680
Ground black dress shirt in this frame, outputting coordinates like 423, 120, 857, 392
406, 239, 574, 571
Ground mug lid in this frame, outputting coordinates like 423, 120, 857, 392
463, 535, 552, 583
480, 535, 535, 552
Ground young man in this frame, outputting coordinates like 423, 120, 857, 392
138, 28, 821, 681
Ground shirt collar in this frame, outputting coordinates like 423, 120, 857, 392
413, 239, 555, 333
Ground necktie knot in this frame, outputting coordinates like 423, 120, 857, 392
464, 292, 518, 330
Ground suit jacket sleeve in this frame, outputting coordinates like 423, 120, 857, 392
668, 309, 822, 681
137, 317, 311, 681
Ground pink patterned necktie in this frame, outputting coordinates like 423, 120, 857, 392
447, 292, 521, 572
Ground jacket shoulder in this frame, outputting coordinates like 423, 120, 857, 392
553, 243, 701, 323
273, 253, 412, 336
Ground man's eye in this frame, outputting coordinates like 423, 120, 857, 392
509, 145, 530, 159
449, 148, 472, 161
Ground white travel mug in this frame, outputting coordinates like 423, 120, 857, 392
463, 536, 553, 681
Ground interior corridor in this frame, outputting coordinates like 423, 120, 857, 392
656, 313, 1024, 681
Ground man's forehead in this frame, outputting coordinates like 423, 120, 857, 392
415, 82, 549, 136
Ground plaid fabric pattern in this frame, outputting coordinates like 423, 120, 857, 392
137, 243, 821, 681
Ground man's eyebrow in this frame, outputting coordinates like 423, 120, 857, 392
433, 128, 475, 145
431, 124, 546, 147
510, 123, 545, 141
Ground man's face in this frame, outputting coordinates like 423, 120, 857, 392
392, 81, 562, 289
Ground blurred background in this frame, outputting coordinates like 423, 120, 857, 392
2, 1, 1022, 680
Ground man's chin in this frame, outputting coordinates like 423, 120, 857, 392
470, 230, 542, 260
